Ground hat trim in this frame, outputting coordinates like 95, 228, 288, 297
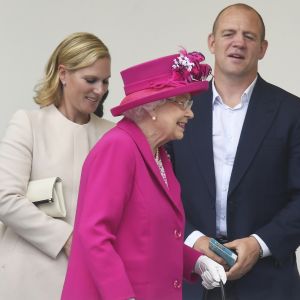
111, 81, 208, 116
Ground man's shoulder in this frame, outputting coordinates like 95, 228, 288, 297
257, 77, 300, 110
258, 76, 299, 100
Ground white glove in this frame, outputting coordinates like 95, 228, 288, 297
195, 255, 227, 290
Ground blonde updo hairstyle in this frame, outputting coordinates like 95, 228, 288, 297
34, 32, 110, 107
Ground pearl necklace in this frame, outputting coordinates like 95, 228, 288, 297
155, 148, 168, 187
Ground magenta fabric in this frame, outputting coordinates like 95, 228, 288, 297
111, 81, 208, 117
61, 118, 201, 300
111, 52, 210, 116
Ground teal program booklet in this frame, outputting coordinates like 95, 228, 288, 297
209, 238, 238, 267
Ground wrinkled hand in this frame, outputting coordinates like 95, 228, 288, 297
193, 236, 227, 268
64, 234, 73, 258
195, 255, 227, 290
224, 236, 260, 280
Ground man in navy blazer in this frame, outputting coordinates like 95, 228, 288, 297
168, 3, 300, 300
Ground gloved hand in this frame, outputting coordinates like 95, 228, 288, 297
195, 255, 227, 289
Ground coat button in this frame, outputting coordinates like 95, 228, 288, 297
174, 229, 182, 239
173, 280, 182, 289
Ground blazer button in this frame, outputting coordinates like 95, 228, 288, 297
174, 229, 182, 239
173, 280, 182, 289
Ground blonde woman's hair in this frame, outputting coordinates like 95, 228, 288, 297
34, 32, 110, 107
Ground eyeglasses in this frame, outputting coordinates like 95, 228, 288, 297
167, 97, 193, 110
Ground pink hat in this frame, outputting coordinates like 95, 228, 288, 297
111, 49, 211, 116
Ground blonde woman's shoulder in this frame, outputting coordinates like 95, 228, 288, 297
90, 113, 115, 131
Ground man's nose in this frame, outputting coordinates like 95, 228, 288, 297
232, 33, 246, 47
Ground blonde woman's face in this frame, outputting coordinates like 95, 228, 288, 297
59, 57, 111, 123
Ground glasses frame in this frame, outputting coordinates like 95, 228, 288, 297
167, 97, 193, 110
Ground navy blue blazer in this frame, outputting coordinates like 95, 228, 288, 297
168, 75, 300, 300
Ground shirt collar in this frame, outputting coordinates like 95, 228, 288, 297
212, 76, 258, 106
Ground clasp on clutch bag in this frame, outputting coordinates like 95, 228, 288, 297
33, 198, 54, 205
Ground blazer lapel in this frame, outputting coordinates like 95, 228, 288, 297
228, 76, 282, 195
187, 86, 216, 202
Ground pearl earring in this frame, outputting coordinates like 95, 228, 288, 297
152, 116, 157, 121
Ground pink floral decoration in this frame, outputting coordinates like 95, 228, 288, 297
172, 49, 211, 83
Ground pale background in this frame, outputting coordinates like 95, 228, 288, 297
1, 0, 299, 267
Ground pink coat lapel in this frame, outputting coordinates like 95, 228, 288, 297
117, 118, 184, 216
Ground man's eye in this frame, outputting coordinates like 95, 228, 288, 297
85, 79, 96, 84
246, 36, 254, 40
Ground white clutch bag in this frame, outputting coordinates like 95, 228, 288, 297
26, 177, 66, 218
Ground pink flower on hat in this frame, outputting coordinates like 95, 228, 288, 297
172, 49, 211, 83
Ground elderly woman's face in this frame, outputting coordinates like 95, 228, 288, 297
154, 94, 194, 143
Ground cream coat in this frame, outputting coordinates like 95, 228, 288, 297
0, 105, 114, 300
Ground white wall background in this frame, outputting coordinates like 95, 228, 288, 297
1, 0, 300, 267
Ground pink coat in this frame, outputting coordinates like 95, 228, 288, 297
61, 118, 200, 300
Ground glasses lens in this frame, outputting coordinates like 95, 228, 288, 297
167, 97, 193, 110
185, 99, 193, 109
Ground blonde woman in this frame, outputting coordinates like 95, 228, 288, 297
0, 32, 114, 300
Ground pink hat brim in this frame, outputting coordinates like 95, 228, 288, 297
111, 80, 208, 116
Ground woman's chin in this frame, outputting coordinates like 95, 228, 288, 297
85, 101, 99, 113
174, 132, 184, 141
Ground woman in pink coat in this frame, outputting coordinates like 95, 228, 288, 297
62, 50, 226, 300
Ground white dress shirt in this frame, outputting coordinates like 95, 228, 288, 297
185, 78, 271, 257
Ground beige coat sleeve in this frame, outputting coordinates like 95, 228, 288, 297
0, 110, 72, 258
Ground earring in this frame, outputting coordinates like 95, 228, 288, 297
62, 81, 66, 87
152, 116, 157, 121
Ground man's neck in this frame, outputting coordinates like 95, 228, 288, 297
213, 73, 257, 108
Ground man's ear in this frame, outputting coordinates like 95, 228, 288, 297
258, 40, 268, 60
208, 33, 216, 55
